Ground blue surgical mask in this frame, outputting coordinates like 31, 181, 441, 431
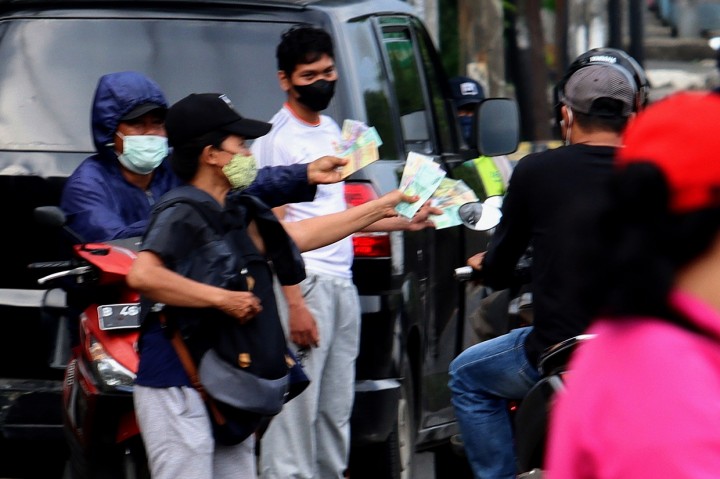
459, 116, 473, 145
116, 133, 168, 175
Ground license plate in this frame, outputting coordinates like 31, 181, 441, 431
98, 303, 141, 330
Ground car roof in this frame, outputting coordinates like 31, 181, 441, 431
0, 0, 416, 30
0, 0, 410, 11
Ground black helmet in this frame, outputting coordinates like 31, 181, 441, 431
554, 48, 650, 126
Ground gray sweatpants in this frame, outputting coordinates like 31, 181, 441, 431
260, 271, 360, 479
134, 385, 256, 479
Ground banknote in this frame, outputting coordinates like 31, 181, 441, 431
428, 178, 479, 229
336, 120, 383, 179
396, 152, 446, 219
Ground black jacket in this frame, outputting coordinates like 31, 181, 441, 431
483, 143, 616, 365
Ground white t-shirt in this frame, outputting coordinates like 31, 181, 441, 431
252, 105, 353, 278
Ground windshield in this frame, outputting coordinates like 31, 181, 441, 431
0, 17, 294, 152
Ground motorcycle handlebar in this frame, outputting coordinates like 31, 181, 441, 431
28, 261, 74, 270
454, 266, 483, 282
36, 266, 93, 285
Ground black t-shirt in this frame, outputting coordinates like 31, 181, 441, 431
482, 143, 616, 365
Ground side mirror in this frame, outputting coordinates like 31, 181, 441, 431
34, 206, 67, 228
475, 98, 520, 157
458, 196, 503, 231
34, 206, 86, 244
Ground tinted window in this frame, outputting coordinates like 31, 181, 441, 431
412, 17, 454, 153
381, 24, 432, 154
0, 17, 293, 152
375, 16, 457, 156
344, 20, 398, 161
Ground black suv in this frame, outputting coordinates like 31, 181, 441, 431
0, 1, 517, 477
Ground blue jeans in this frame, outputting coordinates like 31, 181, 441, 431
449, 327, 540, 479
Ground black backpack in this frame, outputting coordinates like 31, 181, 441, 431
144, 185, 309, 445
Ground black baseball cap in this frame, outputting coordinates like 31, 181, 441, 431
165, 93, 272, 147
120, 102, 167, 121
449, 76, 485, 107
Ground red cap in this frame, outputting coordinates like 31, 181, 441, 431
618, 92, 720, 213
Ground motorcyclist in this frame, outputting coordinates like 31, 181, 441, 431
448, 50, 648, 479
60, 71, 347, 243
548, 91, 720, 479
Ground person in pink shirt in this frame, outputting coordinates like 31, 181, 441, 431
546, 91, 720, 478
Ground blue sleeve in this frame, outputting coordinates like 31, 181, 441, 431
60, 164, 149, 242
245, 164, 317, 207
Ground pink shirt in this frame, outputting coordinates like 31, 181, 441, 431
546, 290, 720, 479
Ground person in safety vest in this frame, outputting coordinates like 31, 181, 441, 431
449, 76, 512, 200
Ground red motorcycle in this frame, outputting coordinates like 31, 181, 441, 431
31, 206, 148, 479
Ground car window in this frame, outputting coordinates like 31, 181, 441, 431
345, 20, 399, 161
412, 17, 455, 153
381, 23, 432, 154
0, 17, 293, 152
375, 16, 456, 157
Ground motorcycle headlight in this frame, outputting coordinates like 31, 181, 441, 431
88, 335, 136, 392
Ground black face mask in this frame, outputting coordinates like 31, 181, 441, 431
294, 79, 336, 112
459, 116, 473, 145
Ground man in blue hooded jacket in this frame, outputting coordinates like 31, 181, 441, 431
61, 71, 345, 242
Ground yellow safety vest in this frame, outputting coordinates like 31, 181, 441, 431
473, 156, 505, 198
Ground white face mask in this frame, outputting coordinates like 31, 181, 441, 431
116, 133, 168, 175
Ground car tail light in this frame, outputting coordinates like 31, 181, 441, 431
344, 183, 391, 258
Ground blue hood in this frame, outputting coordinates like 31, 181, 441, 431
91, 71, 168, 157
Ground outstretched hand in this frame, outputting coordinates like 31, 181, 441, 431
406, 201, 442, 231
307, 156, 349, 185
376, 190, 419, 217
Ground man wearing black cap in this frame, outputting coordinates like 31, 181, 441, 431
60, 71, 177, 242
449, 62, 641, 479
60, 71, 348, 243
450, 75, 486, 144
449, 76, 512, 200
128, 92, 416, 479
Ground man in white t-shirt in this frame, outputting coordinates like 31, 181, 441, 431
253, 25, 439, 479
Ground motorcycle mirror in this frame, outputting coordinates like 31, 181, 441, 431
34, 206, 86, 244
34, 206, 67, 228
458, 196, 503, 231
475, 99, 520, 157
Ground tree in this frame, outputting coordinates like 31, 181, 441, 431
507, 0, 553, 140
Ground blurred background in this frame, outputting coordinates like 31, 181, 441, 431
406, 0, 720, 145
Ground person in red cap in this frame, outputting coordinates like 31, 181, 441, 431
546, 91, 720, 478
